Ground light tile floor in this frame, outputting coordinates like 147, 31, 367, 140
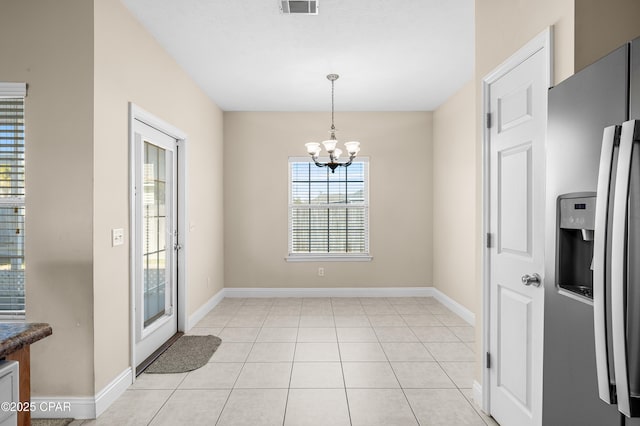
79, 297, 499, 425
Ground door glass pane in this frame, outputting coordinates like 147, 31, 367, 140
143, 142, 169, 327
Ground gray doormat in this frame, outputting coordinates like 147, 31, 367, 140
31, 419, 74, 426
146, 335, 222, 373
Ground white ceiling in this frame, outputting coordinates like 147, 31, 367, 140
121, 0, 474, 111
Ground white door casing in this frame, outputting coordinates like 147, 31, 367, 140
129, 104, 188, 377
483, 28, 552, 426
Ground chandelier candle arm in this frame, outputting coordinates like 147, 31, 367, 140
304, 74, 362, 173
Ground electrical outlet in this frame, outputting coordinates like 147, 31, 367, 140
112, 228, 124, 246
318, 267, 324, 277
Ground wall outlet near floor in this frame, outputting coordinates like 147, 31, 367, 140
318, 267, 324, 277
112, 228, 124, 247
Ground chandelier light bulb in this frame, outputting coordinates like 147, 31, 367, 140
344, 141, 360, 155
305, 142, 321, 156
334, 148, 342, 159
322, 139, 338, 152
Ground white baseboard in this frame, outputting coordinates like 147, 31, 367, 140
32, 367, 132, 419
224, 286, 436, 298
187, 287, 226, 330
30, 396, 96, 420
430, 288, 475, 325
94, 367, 133, 418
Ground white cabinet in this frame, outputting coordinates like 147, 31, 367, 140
0, 360, 18, 426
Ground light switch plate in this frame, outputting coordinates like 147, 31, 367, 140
112, 228, 124, 247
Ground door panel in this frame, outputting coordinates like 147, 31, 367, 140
498, 143, 532, 256
498, 286, 532, 409
498, 85, 533, 132
134, 119, 178, 367
489, 46, 547, 426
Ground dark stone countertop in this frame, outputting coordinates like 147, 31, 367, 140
0, 323, 52, 358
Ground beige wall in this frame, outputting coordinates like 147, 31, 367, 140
0, 0, 95, 396
574, 0, 640, 71
224, 112, 433, 288
432, 81, 476, 313
93, 0, 224, 392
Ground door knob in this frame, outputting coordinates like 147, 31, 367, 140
521, 273, 541, 287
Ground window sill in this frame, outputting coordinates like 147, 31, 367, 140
285, 254, 373, 262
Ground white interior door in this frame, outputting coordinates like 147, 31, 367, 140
133, 119, 178, 367
486, 34, 549, 426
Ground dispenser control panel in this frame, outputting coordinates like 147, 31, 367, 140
559, 196, 596, 230
556, 192, 596, 301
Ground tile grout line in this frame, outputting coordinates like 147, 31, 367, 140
388, 301, 422, 426
281, 311, 301, 426
143, 310, 237, 425
422, 315, 487, 424
214, 298, 257, 426
334, 299, 356, 426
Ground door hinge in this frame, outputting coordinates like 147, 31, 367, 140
486, 233, 493, 248
486, 112, 492, 129
486, 352, 491, 369
173, 230, 182, 251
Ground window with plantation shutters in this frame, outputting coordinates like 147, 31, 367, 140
288, 158, 371, 261
0, 83, 26, 316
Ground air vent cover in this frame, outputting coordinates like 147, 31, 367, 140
281, 1, 318, 15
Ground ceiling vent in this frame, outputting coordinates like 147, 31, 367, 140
280, 1, 318, 15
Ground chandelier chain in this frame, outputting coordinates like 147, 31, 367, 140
331, 78, 335, 131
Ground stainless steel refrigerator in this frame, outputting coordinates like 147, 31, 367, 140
543, 38, 640, 425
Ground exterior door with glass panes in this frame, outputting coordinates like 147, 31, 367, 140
133, 119, 178, 367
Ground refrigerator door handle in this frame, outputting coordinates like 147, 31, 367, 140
594, 125, 620, 404
612, 120, 640, 417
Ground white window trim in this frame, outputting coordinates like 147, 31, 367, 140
286, 156, 372, 262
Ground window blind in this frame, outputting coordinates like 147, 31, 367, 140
0, 83, 26, 314
289, 160, 369, 255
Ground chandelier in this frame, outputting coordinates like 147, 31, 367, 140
305, 74, 360, 173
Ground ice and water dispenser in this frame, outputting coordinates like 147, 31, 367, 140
556, 192, 596, 299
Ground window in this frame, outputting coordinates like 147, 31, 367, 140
0, 83, 26, 316
288, 157, 371, 261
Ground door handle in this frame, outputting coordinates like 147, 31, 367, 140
521, 273, 541, 287
593, 124, 620, 405
611, 119, 640, 417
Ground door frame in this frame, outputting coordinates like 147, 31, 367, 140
481, 27, 553, 415
128, 103, 189, 379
